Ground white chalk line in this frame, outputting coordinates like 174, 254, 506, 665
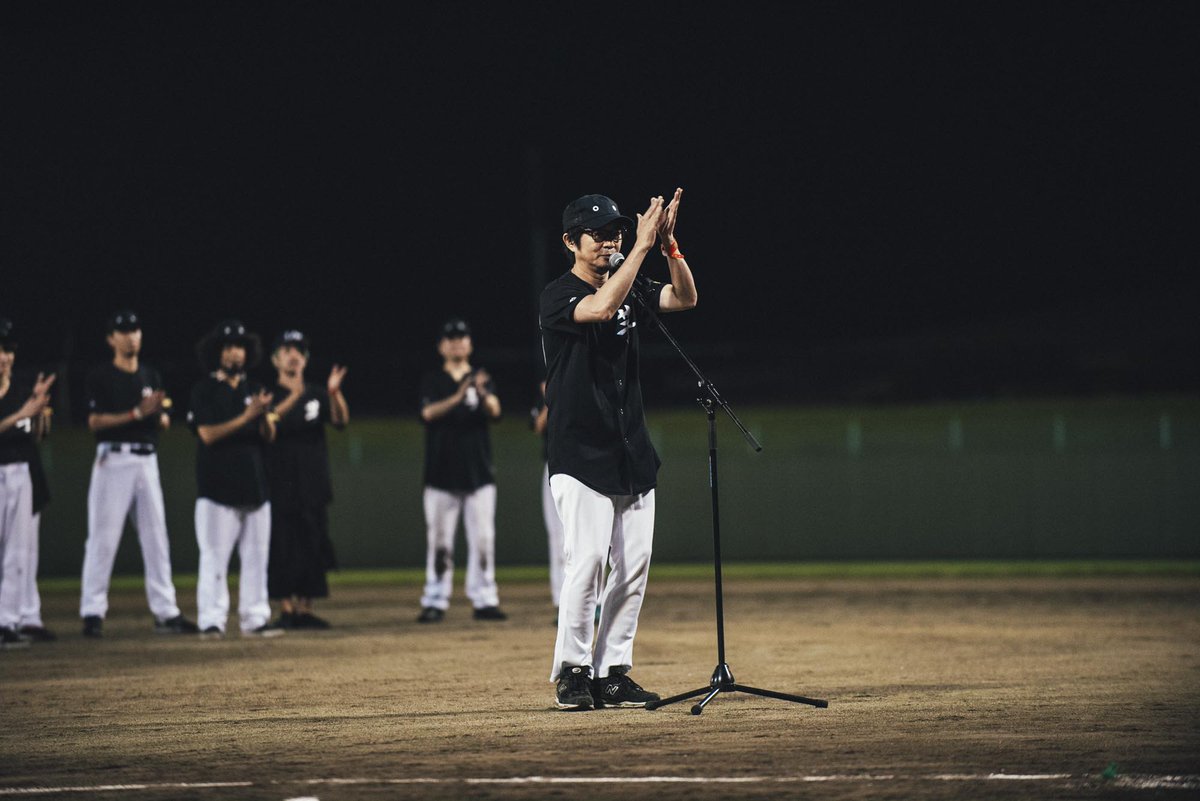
2, 774, 1198, 795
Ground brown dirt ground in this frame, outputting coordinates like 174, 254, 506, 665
2, 575, 1198, 800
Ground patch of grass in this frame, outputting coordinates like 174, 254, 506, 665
33, 559, 1199, 594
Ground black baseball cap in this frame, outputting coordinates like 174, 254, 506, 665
562, 194, 633, 234
107, 309, 141, 333
440, 318, 471, 339
273, 329, 310, 354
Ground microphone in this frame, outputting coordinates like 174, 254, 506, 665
608, 253, 625, 270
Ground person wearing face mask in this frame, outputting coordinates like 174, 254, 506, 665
80, 310, 197, 639
263, 330, 348, 630
187, 320, 280, 639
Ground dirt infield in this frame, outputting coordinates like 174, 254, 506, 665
2, 575, 1198, 800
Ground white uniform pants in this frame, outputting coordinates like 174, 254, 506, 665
542, 464, 564, 607
0, 463, 34, 630
550, 473, 655, 681
420, 484, 499, 610
81, 448, 181, 621
195, 498, 272, 633
19, 513, 43, 628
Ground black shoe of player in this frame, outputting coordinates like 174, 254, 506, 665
293, 612, 331, 629
1, 627, 31, 650
19, 625, 57, 642
592, 667, 661, 708
154, 614, 199, 635
82, 616, 103, 638
555, 664, 594, 711
472, 606, 507, 621
199, 626, 224, 640
244, 622, 285, 638
417, 607, 445, 623
271, 612, 297, 629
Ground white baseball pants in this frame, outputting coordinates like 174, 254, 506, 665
420, 484, 499, 611
19, 513, 43, 628
195, 498, 272, 633
81, 448, 181, 621
542, 464, 564, 607
549, 473, 655, 681
0, 463, 34, 630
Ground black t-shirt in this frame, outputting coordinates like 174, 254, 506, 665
420, 368, 496, 492
187, 375, 270, 507
266, 383, 337, 509
0, 379, 50, 512
85, 362, 164, 445
0, 380, 35, 465
538, 271, 664, 496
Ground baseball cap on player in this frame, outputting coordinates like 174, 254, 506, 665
0, 317, 15, 350
196, 318, 262, 370
440, 318, 471, 340
272, 329, 310, 356
562, 194, 633, 234
106, 309, 141, 333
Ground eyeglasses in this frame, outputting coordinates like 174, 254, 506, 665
582, 227, 624, 243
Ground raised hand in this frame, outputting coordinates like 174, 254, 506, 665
327, 364, 348, 396
658, 187, 682, 245
473, 368, 491, 394
634, 195, 665, 251
245, 389, 274, 419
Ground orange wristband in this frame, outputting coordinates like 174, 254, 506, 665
660, 241, 685, 259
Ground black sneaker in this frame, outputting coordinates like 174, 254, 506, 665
555, 664, 594, 711
82, 616, 103, 638
1, 627, 31, 650
154, 614, 199, 635
271, 612, 297, 629
417, 607, 445, 623
199, 626, 224, 640
244, 622, 285, 638
19, 625, 57, 642
592, 667, 661, 708
293, 612, 330, 629
473, 606, 507, 621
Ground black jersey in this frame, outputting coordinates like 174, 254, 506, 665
0, 379, 49, 512
538, 271, 664, 496
266, 383, 336, 509
420, 368, 496, 492
0, 380, 35, 465
84, 362, 163, 445
187, 375, 269, 507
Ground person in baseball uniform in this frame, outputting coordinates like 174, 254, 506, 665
188, 319, 281, 638
416, 318, 506, 623
540, 189, 696, 709
80, 310, 197, 638
0, 318, 55, 649
265, 329, 348, 629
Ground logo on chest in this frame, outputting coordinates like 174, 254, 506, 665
304, 398, 320, 421
141, 386, 154, 398
615, 305, 636, 337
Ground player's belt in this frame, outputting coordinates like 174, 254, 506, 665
100, 442, 156, 456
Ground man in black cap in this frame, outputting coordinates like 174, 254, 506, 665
540, 188, 697, 709
0, 318, 55, 648
188, 320, 280, 638
416, 318, 506, 623
80, 310, 197, 638
265, 329, 348, 629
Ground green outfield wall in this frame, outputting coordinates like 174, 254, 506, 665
31, 396, 1199, 578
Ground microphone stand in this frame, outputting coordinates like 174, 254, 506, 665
628, 277, 827, 715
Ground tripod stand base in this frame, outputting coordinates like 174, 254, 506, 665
644, 664, 828, 715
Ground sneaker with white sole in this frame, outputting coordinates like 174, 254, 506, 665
243, 623, 285, 638
555, 664, 594, 711
592, 667, 660, 708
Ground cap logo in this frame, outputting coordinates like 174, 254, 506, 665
283, 330, 304, 342
592, 205, 599, 212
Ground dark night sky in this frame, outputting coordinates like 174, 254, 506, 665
2, 2, 1197, 412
